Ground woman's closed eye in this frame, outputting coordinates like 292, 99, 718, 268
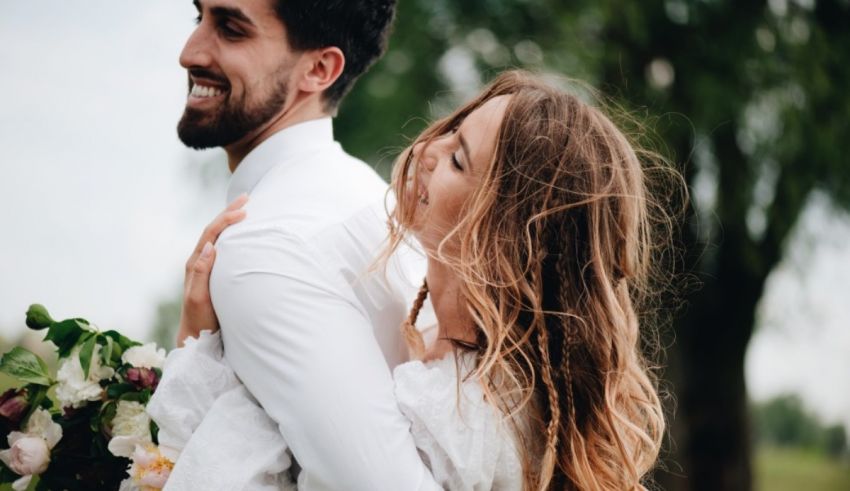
451, 153, 464, 171
448, 125, 465, 171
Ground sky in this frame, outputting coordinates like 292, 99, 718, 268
0, 1, 847, 431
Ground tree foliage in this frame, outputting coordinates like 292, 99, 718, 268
753, 395, 848, 458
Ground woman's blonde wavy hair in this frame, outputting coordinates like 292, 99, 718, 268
385, 70, 681, 490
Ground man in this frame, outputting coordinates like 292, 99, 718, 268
171, 0, 437, 489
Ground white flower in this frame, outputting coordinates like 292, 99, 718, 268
122, 343, 166, 370
0, 408, 63, 490
1, 436, 49, 475
108, 401, 152, 458
22, 408, 62, 449
55, 344, 115, 409
119, 444, 173, 491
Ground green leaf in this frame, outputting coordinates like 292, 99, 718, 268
44, 319, 84, 357
118, 391, 145, 403
98, 400, 118, 434
74, 318, 94, 332
103, 330, 140, 351
21, 384, 49, 428
30, 474, 45, 491
138, 388, 152, 405
0, 347, 52, 386
103, 335, 115, 366
25, 304, 55, 330
79, 333, 98, 379
106, 383, 135, 399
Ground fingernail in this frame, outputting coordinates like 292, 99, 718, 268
228, 193, 248, 206
200, 242, 213, 259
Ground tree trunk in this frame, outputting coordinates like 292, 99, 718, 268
655, 240, 762, 490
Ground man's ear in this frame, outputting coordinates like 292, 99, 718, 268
296, 47, 345, 95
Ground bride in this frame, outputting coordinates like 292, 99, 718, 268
152, 70, 677, 490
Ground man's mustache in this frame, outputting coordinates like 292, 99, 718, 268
187, 68, 230, 88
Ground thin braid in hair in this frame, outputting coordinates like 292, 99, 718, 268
561, 323, 578, 429
556, 253, 579, 431
536, 324, 561, 490
552, 238, 581, 488
402, 279, 429, 360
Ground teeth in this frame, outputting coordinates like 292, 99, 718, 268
191, 84, 224, 98
418, 189, 429, 205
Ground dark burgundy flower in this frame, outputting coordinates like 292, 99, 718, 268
126, 367, 159, 390
0, 388, 28, 425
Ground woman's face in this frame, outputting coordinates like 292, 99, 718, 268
409, 95, 511, 254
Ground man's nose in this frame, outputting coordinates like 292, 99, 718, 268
179, 26, 214, 69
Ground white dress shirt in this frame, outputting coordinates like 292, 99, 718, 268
208, 118, 439, 490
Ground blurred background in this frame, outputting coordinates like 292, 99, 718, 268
1, 1, 848, 489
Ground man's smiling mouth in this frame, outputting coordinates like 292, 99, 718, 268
190, 84, 226, 98
186, 68, 230, 102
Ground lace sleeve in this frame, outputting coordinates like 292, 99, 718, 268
393, 355, 523, 491
146, 331, 294, 490
146, 331, 239, 454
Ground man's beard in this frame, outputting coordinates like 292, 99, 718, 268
177, 71, 289, 149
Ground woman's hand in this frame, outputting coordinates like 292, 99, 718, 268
176, 194, 248, 347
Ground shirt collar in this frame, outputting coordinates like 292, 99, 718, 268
226, 117, 335, 203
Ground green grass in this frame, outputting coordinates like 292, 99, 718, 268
755, 446, 850, 491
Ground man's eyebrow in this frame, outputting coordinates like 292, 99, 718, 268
210, 6, 256, 26
193, 1, 256, 27
459, 133, 473, 171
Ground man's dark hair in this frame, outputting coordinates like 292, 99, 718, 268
274, 0, 397, 110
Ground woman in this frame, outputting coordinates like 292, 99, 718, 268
164, 70, 677, 490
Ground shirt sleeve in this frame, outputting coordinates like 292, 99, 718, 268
210, 225, 440, 491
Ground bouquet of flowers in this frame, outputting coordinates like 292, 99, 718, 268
0, 305, 172, 491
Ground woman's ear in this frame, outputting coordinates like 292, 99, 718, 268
296, 46, 345, 95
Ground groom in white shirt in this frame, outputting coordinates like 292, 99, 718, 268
173, 0, 437, 489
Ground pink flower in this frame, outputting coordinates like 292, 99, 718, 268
0, 408, 63, 490
0, 389, 28, 425
126, 367, 159, 391
1, 436, 50, 475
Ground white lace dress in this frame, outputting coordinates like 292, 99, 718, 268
146, 331, 523, 490
393, 354, 524, 490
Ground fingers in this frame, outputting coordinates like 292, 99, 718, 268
188, 195, 249, 269
197, 241, 215, 271
187, 241, 216, 305
225, 193, 249, 212
178, 241, 220, 347
198, 209, 246, 247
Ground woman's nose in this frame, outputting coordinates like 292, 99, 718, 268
414, 141, 438, 173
